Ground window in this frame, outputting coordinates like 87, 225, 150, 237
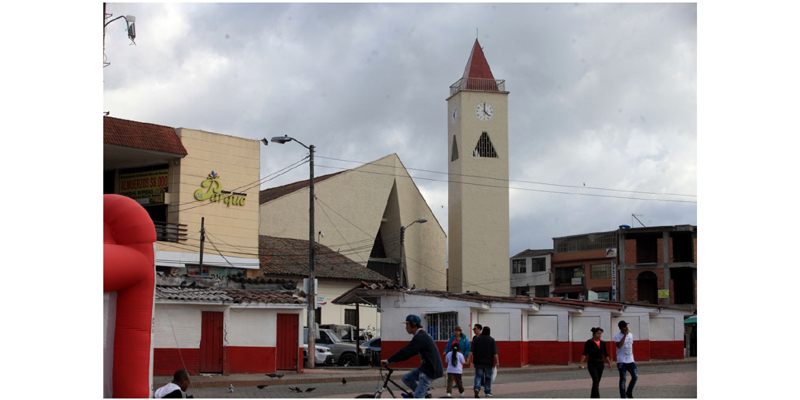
473, 132, 498, 158
512, 259, 526, 274
425, 312, 458, 341
555, 266, 582, 286
534, 285, 550, 297
555, 232, 617, 253
531, 257, 546, 272
344, 309, 357, 326
591, 263, 611, 279
451, 136, 459, 161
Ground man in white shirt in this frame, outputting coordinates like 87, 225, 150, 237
614, 321, 638, 398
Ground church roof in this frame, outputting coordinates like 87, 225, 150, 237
462, 39, 495, 81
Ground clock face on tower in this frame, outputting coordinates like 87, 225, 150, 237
476, 102, 493, 121
451, 106, 458, 124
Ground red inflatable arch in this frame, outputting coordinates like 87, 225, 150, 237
103, 194, 156, 398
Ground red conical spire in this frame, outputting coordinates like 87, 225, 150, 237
462, 39, 495, 80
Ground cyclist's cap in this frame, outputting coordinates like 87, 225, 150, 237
403, 314, 421, 325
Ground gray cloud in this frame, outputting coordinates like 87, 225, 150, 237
104, 3, 697, 255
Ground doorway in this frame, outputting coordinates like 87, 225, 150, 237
200, 311, 224, 373
637, 271, 658, 304
276, 314, 299, 370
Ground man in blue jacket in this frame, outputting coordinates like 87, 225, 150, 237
383, 314, 444, 398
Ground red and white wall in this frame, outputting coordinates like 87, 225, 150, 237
376, 292, 690, 368
153, 303, 304, 375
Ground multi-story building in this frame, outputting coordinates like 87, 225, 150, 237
509, 249, 553, 297
551, 230, 618, 300
618, 225, 697, 309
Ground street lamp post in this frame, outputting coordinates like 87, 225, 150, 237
270, 135, 317, 369
399, 218, 427, 288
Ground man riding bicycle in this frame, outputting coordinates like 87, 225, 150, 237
382, 315, 444, 398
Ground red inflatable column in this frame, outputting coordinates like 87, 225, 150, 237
103, 194, 156, 398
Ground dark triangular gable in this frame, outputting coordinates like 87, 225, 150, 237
451, 136, 459, 162
473, 132, 497, 158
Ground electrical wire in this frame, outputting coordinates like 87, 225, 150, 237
315, 163, 697, 204
316, 154, 697, 198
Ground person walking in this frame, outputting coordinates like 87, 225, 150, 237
579, 327, 614, 398
154, 369, 192, 398
383, 314, 444, 398
614, 321, 638, 398
470, 326, 498, 398
444, 343, 466, 397
466, 324, 482, 366
444, 326, 470, 389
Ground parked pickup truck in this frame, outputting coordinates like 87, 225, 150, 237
318, 324, 373, 343
303, 327, 367, 366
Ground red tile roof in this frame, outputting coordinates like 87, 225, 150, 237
259, 235, 391, 283
103, 116, 188, 155
258, 170, 345, 204
156, 286, 304, 305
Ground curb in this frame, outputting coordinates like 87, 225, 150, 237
167, 359, 697, 389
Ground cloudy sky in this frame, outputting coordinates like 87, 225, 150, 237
103, 2, 697, 255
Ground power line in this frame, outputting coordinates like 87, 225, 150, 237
316, 154, 697, 198
315, 163, 697, 204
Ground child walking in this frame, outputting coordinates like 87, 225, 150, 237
445, 343, 466, 397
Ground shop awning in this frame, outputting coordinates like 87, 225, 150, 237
551, 286, 584, 294
590, 286, 612, 292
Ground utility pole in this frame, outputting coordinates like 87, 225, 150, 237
199, 217, 205, 275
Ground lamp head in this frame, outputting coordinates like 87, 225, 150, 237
416, 219, 428, 224
261, 138, 269, 146
271, 135, 293, 144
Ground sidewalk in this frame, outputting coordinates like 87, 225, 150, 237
157, 358, 697, 390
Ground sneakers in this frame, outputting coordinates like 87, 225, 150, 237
474, 390, 480, 398
460, 391, 465, 397
401, 394, 410, 399
446, 394, 452, 398
486, 394, 493, 397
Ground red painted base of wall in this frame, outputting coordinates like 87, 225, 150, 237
155, 347, 283, 376
381, 339, 678, 368
529, 341, 570, 365
227, 346, 277, 373
154, 348, 200, 376
650, 340, 684, 360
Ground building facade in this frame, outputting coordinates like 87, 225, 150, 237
510, 249, 553, 298
447, 39, 511, 296
551, 230, 619, 300
618, 225, 697, 309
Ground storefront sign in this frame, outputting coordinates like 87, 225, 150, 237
611, 261, 617, 301
119, 169, 168, 203
658, 290, 670, 299
606, 248, 617, 258
194, 171, 247, 207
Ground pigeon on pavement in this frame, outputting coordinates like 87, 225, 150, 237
342, 378, 347, 385
229, 384, 234, 393
306, 388, 316, 392
257, 385, 268, 389
266, 373, 285, 378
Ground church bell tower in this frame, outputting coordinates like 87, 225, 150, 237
447, 39, 510, 296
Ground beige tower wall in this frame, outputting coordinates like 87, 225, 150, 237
260, 154, 447, 291
447, 90, 511, 296
158, 128, 261, 267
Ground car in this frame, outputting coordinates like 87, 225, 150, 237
304, 327, 367, 366
303, 344, 335, 365
360, 337, 381, 366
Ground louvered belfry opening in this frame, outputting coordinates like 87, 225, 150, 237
451, 136, 459, 161
473, 132, 497, 158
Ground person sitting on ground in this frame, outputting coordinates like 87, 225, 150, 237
154, 369, 192, 398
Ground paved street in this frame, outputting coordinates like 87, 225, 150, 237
184, 363, 696, 398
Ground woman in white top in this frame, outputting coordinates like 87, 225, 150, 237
444, 343, 466, 397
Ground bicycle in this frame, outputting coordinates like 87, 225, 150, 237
356, 366, 433, 398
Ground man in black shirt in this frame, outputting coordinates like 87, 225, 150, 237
383, 314, 444, 398
470, 326, 498, 397
154, 369, 192, 398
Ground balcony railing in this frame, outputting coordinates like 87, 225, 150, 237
450, 77, 506, 95
154, 221, 188, 243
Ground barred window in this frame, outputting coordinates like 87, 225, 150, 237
591, 263, 611, 279
512, 259, 526, 274
425, 312, 458, 341
531, 257, 546, 272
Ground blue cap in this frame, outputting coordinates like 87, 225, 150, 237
404, 314, 422, 326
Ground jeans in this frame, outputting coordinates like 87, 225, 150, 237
617, 362, 638, 398
402, 368, 433, 398
473, 366, 492, 395
587, 360, 605, 398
